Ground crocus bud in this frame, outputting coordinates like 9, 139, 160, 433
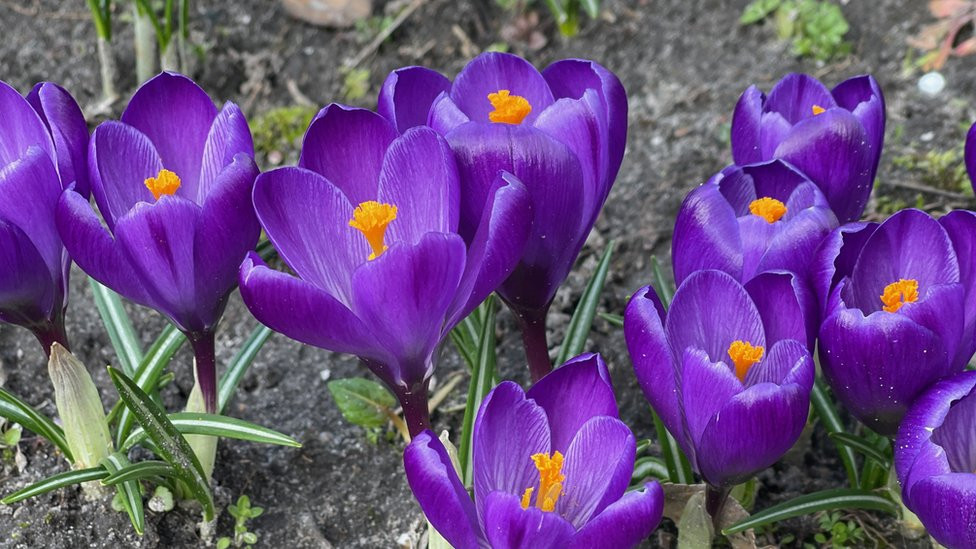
47, 344, 112, 470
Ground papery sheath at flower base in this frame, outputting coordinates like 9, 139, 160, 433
403, 354, 664, 549
0, 79, 89, 355
813, 208, 976, 435
57, 72, 260, 414
625, 270, 815, 518
378, 52, 627, 382
238, 104, 531, 436
731, 73, 885, 223
894, 370, 976, 548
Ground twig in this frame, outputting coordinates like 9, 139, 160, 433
428, 370, 466, 414
344, 0, 424, 69
286, 79, 316, 108
880, 178, 974, 201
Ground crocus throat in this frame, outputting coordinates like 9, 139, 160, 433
749, 197, 787, 223
881, 278, 919, 313
812, 104, 826, 115
349, 201, 397, 260
488, 90, 532, 125
728, 340, 764, 382
144, 169, 181, 200
520, 451, 565, 512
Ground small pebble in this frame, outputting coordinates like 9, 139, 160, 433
920, 131, 935, 142
918, 71, 946, 96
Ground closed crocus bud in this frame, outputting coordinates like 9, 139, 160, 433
895, 370, 976, 549
47, 344, 112, 471
731, 73, 885, 223
814, 209, 976, 435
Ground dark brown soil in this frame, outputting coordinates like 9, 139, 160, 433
1, 0, 974, 547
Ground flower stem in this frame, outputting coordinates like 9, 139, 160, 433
33, 316, 70, 357
508, 303, 552, 383
395, 381, 430, 438
188, 330, 217, 414
705, 484, 732, 530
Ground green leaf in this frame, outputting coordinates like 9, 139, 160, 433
722, 488, 898, 535
543, 0, 568, 23
122, 413, 301, 451
652, 409, 693, 484
102, 459, 174, 485
107, 367, 214, 520
218, 325, 273, 413
631, 455, 669, 484
114, 325, 186, 447
327, 378, 397, 428
90, 278, 143, 376
2, 467, 108, 504
459, 297, 498, 487
811, 380, 860, 488
556, 241, 614, 365
650, 255, 674, 308
829, 432, 891, 469
740, 0, 782, 24
635, 438, 651, 456
100, 453, 146, 535
598, 312, 623, 327
580, 0, 600, 18
0, 387, 73, 461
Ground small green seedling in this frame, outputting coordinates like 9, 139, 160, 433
217, 495, 264, 548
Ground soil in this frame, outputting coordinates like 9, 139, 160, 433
1, 0, 974, 547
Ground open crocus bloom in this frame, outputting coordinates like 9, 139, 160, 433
0, 80, 88, 353
57, 72, 259, 412
731, 73, 884, 223
404, 354, 663, 549
625, 270, 814, 487
895, 370, 976, 549
238, 105, 531, 435
378, 53, 627, 380
814, 209, 976, 435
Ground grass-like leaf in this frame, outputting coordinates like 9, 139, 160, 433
598, 312, 624, 327
0, 387, 73, 461
650, 255, 674, 307
811, 379, 860, 488
114, 325, 186, 446
218, 325, 273, 413
90, 278, 143, 376
722, 488, 898, 535
556, 241, 615, 365
459, 297, 498, 487
121, 413, 301, 451
100, 452, 146, 534
829, 432, 891, 470
652, 409, 693, 484
1, 467, 107, 504
580, 0, 600, 18
631, 455, 669, 484
107, 367, 214, 520
102, 458, 174, 486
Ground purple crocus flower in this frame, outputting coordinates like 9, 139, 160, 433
625, 270, 815, 499
238, 105, 531, 435
0, 80, 88, 354
895, 370, 976, 548
378, 53, 627, 381
967, 120, 975, 193
404, 354, 663, 549
814, 209, 976, 435
57, 72, 259, 412
731, 73, 885, 223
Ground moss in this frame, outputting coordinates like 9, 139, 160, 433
250, 105, 319, 168
891, 145, 971, 194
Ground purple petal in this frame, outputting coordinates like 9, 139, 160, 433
121, 72, 217, 199
57, 189, 152, 305
755, 206, 838, 280
831, 75, 885, 181
193, 154, 260, 310
810, 222, 877, 317
197, 102, 253, 202
299, 104, 398, 206
764, 73, 837, 124
26, 82, 90, 196
527, 353, 619, 454
88, 121, 164, 231
758, 111, 793, 160
697, 382, 810, 486
745, 271, 816, 349
967, 122, 976, 193
253, 166, 364, 305
377, 66, 451, 133
666, 270, 765, 364
570, 482, 664, 549
0, 80, 55, 168
671, 183, 742, 285
446, 171, 531, 326
941, 209, 976, 367
377, 127, 460, 246
931, 388, 976, 473
557, 416, 635, 527
730, 86, 765, 165
738, 214, 777, 281
403, 431, 482, 549
541, 58, 627, 182
450, 52, 554, 125
745, 339, 814, 390
482, 491, 575, 549
428, 93, 471, 135
114, 196, 205, 331
0, 146, 63, 276
678, 347, 742, 458
238, 252, 391, 365
472, 382, 551, 523
350, 232, 466, 384
773, 109, 872, 223
0, 218, 54, 326
906, 474, 976, 549
850, 209, 958, 313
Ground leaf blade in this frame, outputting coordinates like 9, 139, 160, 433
0, 387, 73, 461
217, 325, 273, 413
89, 278, 143, 376
556, 241, 614, 365
122, 413, 301, 451
1, 467, 107, 504
100, 452, 147, 534
722, 488, 898, 535
459, 297, 498, 487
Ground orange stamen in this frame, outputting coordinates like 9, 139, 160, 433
349, 201, 397, 260
728, 340, 764, 382
812, 104, 826, 115
488, 90, 532, 125
881, 279, 919, 313
749, 197, 788, 223
520, 451, 565, 512
144, 169, 181, 200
